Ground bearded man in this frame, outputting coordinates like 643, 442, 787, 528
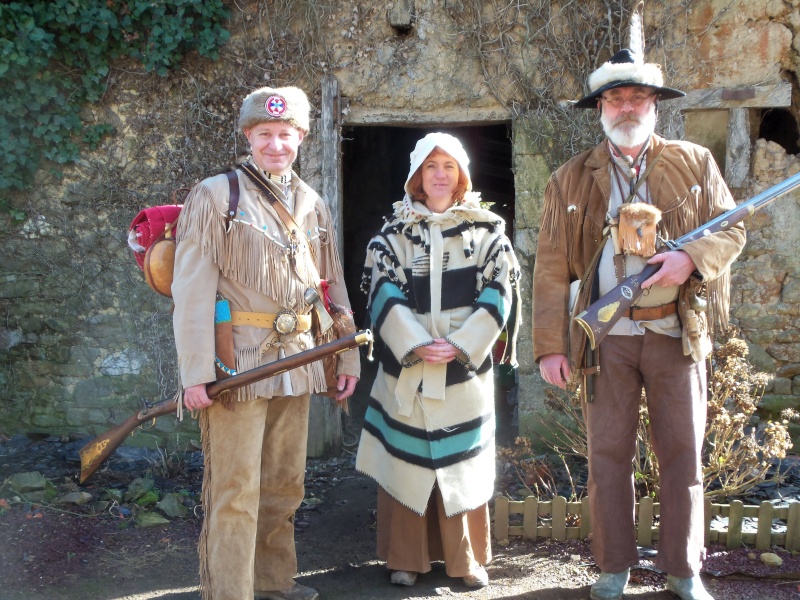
531, 14, 746, 600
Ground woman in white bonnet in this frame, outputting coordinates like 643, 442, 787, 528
356, 132, 521, 588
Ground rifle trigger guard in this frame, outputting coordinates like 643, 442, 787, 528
140, 418, 157, 431
662, 238, 679, 251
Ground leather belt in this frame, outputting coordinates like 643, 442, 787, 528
629, 302, 677, 321
230, 310, 313, 332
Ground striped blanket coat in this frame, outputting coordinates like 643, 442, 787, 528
355, 194, 521, 517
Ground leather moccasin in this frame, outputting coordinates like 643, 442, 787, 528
666, 574, 714, 600
255, 583, 318, 600
590, 569, 630, 600
390, 570, 418, 586
463, 565, 489, 588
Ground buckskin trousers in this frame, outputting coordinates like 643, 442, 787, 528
585, 331, 706, 579
199, 393, 311, 600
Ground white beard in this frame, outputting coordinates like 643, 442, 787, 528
601, 107, 657, 149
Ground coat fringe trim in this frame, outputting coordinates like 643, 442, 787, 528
176, 183, 327, 309
223, 341, 328, 401
355, 467, 488, 518
658, 149, 732, 338
198, 409, 212, 600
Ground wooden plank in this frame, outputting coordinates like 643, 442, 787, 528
494, 497, 509, 541
638, 497, 654, 547
552, 496, 567, 541
727, 500, 744, 550
306, 396, 341, 457
320, 75, 343, 258
743, 505, 761, 518
786, 503, 800, 551
523, 496, 539, 540
756, 501, 774, 551
508, 500, 525, 515
581, 496, 592, 540
498, 498, 797, 547
679, 83, 791, 110
307, 75, 345, 456
725, 107, 751, 188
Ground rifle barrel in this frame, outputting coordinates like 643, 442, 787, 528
573, 171, 800, 350
79, 329, 373, 483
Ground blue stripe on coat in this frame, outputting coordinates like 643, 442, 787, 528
370, 279, 408, 330
474, 281, 511, 327
362, 398, 493, 469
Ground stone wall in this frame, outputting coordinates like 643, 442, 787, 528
0, 0, 799, 451
734, 140, 800, 425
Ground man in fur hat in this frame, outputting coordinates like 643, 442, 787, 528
172, 86, 360, 600
531, 8, 745, 600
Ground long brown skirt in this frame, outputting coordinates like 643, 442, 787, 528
376, 485, 491, 577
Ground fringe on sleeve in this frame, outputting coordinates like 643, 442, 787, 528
316, 198, 344, 282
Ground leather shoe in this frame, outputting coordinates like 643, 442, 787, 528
590, 569, 630, 600
390, 570, 418, 586
463, 565, 489, 588
255, 583, 318, 600
666, 574, 714, 600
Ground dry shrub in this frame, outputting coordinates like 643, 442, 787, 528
519, 328, 794, 502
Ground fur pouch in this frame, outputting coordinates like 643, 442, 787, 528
618, 203, 662, 257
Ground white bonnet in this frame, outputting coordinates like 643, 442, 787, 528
404, 132, 472, 196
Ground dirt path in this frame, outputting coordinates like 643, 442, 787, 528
2, 460, 798, 600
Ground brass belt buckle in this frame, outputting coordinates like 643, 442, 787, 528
274, 307, 299, 336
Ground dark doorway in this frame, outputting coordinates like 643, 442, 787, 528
341, 124, 515, 328
340, 124, 515, 436
759, 108, 800, 155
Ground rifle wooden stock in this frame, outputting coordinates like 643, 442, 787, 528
79, 329, 373, 483
574, 171, 800, 350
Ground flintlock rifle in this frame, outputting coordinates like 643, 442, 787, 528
78, 329, 373, 483
574, 171, 800, 350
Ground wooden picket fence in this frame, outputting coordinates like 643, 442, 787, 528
494, 496, 800, 550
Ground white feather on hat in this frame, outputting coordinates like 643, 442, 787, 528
574, 1, 684, 108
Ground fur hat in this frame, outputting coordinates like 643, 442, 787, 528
574, 2, 685, 108
404, 132, 472, 196
238, 86, 311, 133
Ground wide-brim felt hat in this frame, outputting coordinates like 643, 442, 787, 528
574, 48, 685, 108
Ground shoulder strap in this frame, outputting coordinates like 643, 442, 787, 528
238, 162, 308, 235
238, 162, 325, 286
225, 170, 240, 232
624, 147, 664, 204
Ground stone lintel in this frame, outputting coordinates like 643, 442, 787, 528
344, 105, 510, 126
679, 82, 791, 110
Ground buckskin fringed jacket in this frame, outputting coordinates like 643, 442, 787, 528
532, 134, 746, 371
172, 166, 360, 400
355, 194, 521, 517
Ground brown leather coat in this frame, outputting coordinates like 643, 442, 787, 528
532, 134, 746, 369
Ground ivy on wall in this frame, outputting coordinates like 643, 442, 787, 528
0, 0, 231, 197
